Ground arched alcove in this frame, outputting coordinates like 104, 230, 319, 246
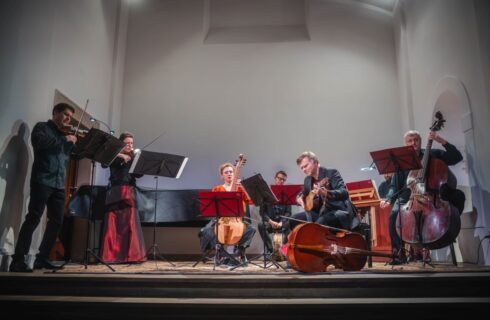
427, 76, 489, 265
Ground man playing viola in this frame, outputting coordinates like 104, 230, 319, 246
198, 162, 256, 266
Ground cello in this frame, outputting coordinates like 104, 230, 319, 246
214, 154, 247, 246
286, 222, 393, 272
397, 111, 461, 250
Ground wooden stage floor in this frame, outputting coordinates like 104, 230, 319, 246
48, 259, 490, 275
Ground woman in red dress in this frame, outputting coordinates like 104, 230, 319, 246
101, 132, 146, 263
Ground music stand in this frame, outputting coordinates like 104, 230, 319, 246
72, 128, 125, 272
271, 184, 303, 209
194, 191, 245, 270
129, 150, 188, 267
370, 146, 422, 264
238, 173, 286, 270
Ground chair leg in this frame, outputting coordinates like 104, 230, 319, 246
450, 242, 457, 266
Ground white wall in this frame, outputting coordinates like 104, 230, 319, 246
121, 0, 401, 191
120, 0, 401, 254
0, 0, 124, 264
394, 0, 490, 264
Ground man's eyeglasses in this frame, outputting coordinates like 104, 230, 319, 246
276, 176, 287, 182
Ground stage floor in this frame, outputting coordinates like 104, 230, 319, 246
48, 259, 490, 275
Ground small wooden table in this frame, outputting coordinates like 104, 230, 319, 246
347, 180, 392, 262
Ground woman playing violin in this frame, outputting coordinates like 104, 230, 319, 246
100, 132, 146, 264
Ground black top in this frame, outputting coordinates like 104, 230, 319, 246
108, 156, 143, 186
378, 176, 392, 199
386, 142, 463, 205
30, 120, 74, 189
301, 166, 357, 229
260, 203, 292, 230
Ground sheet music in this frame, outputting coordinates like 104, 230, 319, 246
128, 150, 142, 174
175, 157, 188, 179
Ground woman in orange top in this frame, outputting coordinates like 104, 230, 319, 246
198, 163, 256, 265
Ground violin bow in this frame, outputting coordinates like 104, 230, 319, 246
279, 215, 359, 235
137, 130, 167, 152
74, 99, 89, 137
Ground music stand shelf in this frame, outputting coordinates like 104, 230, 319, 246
239, 174, 288, 271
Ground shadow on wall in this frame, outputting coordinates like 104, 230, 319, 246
466, 152, 490, 265
0, 120, 31, 270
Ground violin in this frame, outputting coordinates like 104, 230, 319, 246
59, 124, 88, 138
286, 222, 393, 272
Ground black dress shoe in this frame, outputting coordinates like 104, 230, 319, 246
9, 260, 33, 273
34, 258, 63, 270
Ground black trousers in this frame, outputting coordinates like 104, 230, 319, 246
290, 210, 345, 231
257, 222, 291, 253
198, 219, 256, 254
13, 183, 65, 261
388, 190, 466, 254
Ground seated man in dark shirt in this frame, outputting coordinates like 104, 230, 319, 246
257, 170, 292, 256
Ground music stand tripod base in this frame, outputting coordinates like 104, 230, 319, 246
197, 191, 245, 270
236, 174, 287, 271
129, 150, 188, 269
73, 129, 126, 273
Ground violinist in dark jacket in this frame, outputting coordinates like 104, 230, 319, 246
10, 103, 77, 272
380, 130, 465, 263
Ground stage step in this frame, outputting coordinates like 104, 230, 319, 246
1, 271, 489, 319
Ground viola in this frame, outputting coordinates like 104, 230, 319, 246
214, 154, 247, 246
397, 111, 461, 249
286, 222, 393, 272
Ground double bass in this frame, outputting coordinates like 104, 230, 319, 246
286, 223, 393, 272
214, 154, 247, 245
397, 111, 461, 249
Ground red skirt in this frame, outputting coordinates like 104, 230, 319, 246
101, 185, 147, 263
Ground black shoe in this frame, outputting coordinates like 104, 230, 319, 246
9, 260, 33, 273
34, 258, 63, 270
239, 255, 248, 265
388, 258, 403, 265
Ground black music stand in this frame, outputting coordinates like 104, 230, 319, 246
129, 150, 188, 267
72, 128, 126, 272
238, 173, 284, 270
194, 191, 245, 270
370, 146, 422, 265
